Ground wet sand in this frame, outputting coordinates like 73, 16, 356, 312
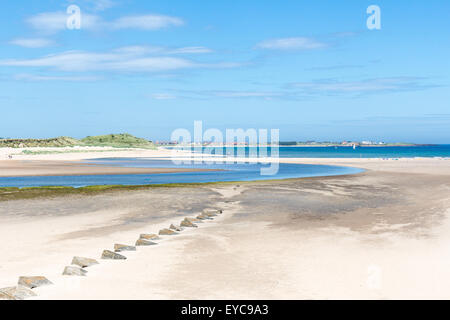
0, 160, 214, 177
1, 156, 449, 299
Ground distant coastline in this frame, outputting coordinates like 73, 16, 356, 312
1, 133, 436, 149
280, 143, 435, 147
166, 143, 436, 148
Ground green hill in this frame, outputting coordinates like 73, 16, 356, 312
0, 134, 155, 149
81, 133, 155, 148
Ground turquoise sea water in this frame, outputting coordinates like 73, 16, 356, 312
185, 145, 450, 158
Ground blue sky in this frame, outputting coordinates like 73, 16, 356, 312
0, 0, 449, 143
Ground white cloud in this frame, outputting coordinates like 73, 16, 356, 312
112, 15, 184, 30
71, 0, 117, 11
113, 45, 213, 55
107, 57, 195, 72
14, 73, 100, 81
27, 11, 100, 33
113, 46, 165, 55
89, 0, 116, 11
172, 89, 284, 100
168, 77, 438, 101
10, 38, 55, 48
169, 46, 212, 54
211, 91, 282, 98
0, 51, 193, 72
290, 77, 437, 95
26, 12, 184, 33
0, 47, 237, 73
27, 12, 67, 33
257, 37, 327, 50
207, 77, 437, 99
151, 93, 177, 100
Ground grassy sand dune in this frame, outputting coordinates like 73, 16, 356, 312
0, 133, 156, 150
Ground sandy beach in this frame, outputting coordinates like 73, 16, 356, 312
0, 160, 216, 177
1, 147, 450, 299
0, 147, 212, 177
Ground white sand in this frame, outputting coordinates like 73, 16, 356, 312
1, 147, 450, 300
21, 186, 450, 300
0, 146, 188, 161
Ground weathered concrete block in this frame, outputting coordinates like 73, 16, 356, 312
197, 214, 212, 220
159, 228, 177, 235
205, 212, 217, 218
18, 276, 53, 289
0, 290, 14, 300
101, 250, 126, 260
140, 234, 160, 241
181, 219, 198, 228
0, 291, 14, 300
0, 286, 37, 300
71, 256, 99, 268
63, 266, 88, 277
136, 239, 157, 246
170, 224, 183, 232
114, 244, 136, 252
203, 209, 222, 216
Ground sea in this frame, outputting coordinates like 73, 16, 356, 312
186, 144, 450, 159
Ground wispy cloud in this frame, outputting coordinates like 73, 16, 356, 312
331, 114, 450, 127
169, 46, 213, 54
289, 77, 440, 96
257, 37, 327, 50
0, 46, 238, 74
27, 11, 100, 33
209, 91, 282, 99
9, 38, 55, 48
113, 45, 212, 55
165, 89, 284, 100
1, 52, 195, 72
304, 64, 364, 71
151, 93, 177, 100
69, 0, 117, 11
111, 15, 184, 30
112, 46, 163, 55
161, 77, 440, 101
88, 0, 116, 11
26, 11, 184, 33
13, 73, 101, 82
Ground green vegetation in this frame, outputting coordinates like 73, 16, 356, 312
0, 137, 79, 148
21, 149, 135, 155
0, 173, 361, 202
81, 133, 155, 148
0, 181, 239, 202
0, 133, 156, 149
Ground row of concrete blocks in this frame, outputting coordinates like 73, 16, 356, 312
101, 209, 222, 260
0, 209, 223, 300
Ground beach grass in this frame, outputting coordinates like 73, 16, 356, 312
19, 148, 152, 155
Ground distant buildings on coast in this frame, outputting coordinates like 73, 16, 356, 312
341, 141, 386, 146
155, 140, 416, 147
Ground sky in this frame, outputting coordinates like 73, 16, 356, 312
0, 0, 449, 143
